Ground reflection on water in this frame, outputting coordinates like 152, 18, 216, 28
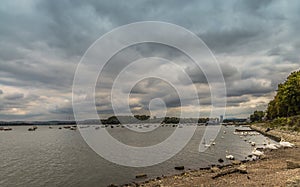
0, 125, 276, 187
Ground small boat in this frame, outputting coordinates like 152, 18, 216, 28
70, 127, 76, 130
28, 126, 37, 131
3, 127, 12, 131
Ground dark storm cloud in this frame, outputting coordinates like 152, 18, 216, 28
0, 60, 75, 90
0, 0, 299, 59
201, 28, 261, 54
227, 86, 274, 98
0, 93, 41, 119
4, 93, 24, 100
184, 62, 239, 84
130, 84, 148, 94
200, 96, 250, 107
0, 113, 41, 120
1, 93, 39, 105
49, 105, 73, 114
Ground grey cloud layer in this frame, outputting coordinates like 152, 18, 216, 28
0, 0, 299, 120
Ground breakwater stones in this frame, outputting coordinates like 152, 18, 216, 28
135, 173, 147, 179
250, 125, 281, 142
212, 165, 248, 179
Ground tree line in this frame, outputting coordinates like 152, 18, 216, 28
266, 70, 300, 119
250, 70, 300, 122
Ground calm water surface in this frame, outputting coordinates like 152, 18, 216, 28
0, 125, 275, 186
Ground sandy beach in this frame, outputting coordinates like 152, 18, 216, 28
122, 124, 300, 187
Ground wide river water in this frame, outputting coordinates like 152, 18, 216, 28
0, 124, 276, 186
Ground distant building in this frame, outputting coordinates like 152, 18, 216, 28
220, 115, 223, 123
246, 117, 251, 123
206, 118, 220, 125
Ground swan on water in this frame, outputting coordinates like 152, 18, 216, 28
225, 150, 234, 160
203, 138, 211, 148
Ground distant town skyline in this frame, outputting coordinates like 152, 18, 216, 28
0, 0, 299, 121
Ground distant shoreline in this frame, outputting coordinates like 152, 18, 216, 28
0, 116, 248, 126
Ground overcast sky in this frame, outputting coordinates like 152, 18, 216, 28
0, 0, 299, 121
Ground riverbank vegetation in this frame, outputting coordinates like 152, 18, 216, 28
267, 70, 300, 119
250, 70, 300, 132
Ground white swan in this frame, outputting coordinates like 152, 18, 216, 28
225, 150, 234, 160
225, 154, 234, 160
279, 139, 294, 148
264, 140, 279, 150
204, 144, 211, 148
203, 138, 211, 148
252, 148, 264, 157
265, 143, 278, 150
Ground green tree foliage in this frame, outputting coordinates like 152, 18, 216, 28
198, 118, 209, 123
134, 115, 150, 121
104, 116, 120, 124
162, 117, 180, 124
250, 110, 264, 122
267, 70, 300, 119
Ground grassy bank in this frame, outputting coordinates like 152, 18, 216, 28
267, 115, 300, 132
250, 117, 300, 146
